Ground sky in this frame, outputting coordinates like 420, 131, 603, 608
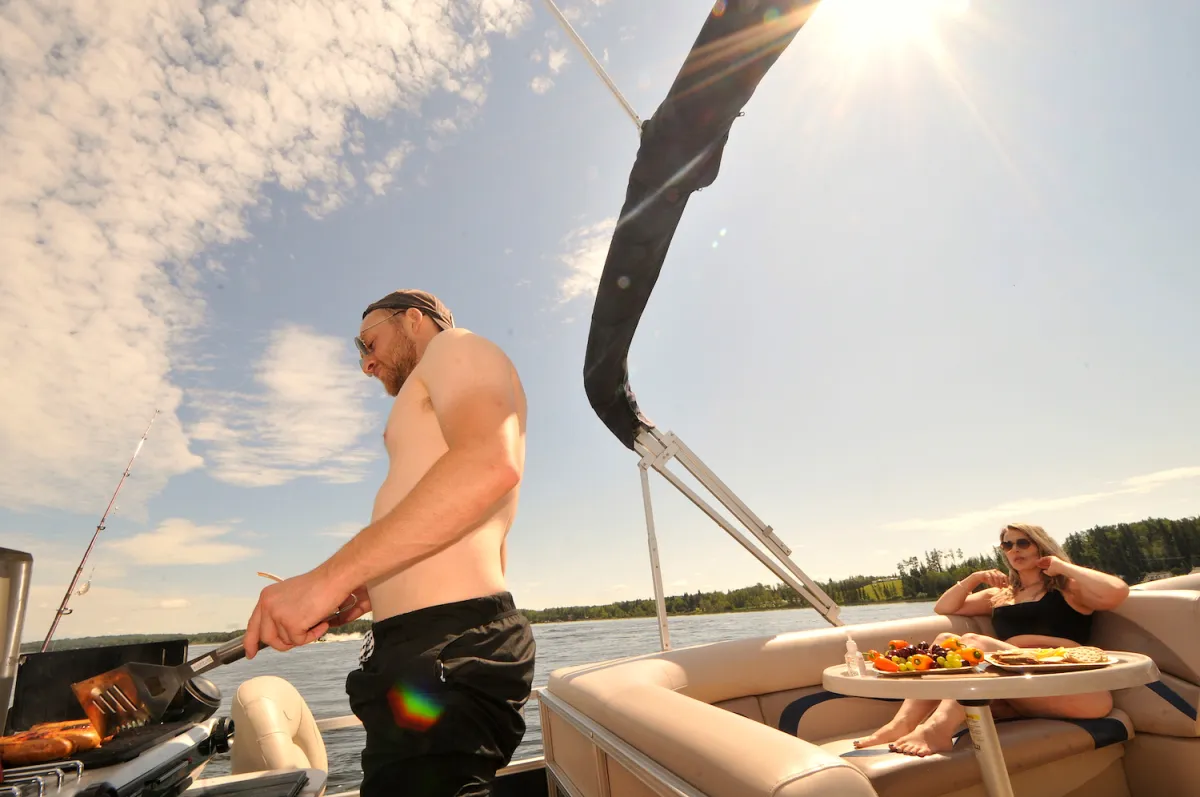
3, 0, 1198, 644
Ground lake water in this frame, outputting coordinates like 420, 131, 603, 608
196, 602, 937, 792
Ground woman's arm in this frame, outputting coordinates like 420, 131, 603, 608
934, 570, 1006, 616
1005, 634, 1084, 649
1043, 557, 1130, 611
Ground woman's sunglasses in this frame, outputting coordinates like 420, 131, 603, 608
1000, 539, 1034, 551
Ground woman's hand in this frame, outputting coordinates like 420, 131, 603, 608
1041, 557, 1130, 611
1037, 556, 1070, 576
970, 569, 1010, 589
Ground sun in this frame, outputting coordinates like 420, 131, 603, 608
815, 0, 970, 54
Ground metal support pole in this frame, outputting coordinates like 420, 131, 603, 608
639, 464, 671, 651
541, 0, 643, 131
961, 701, 1016, 797
634, 427, 842, 626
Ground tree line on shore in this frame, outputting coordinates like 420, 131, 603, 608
26, 515, 1198, 651
521, 515, 1198, 623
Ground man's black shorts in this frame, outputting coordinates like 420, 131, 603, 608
345, 592, 536, 797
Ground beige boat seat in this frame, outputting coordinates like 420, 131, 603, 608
826, 713, 1133, 797
753, 679, 1135, 797
543, 574, 1199, 797
230, 674, 328, 790
1090, 577, 1200, 794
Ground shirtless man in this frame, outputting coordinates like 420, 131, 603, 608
243, 289, 536, 797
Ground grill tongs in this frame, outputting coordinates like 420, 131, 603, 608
71, 594, 357, 738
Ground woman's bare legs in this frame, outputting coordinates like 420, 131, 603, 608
853, 631, 1085, 753
888, 699, 966, 756
885, 692, 1113, 758
853, 698, 940, 748
1006, 690, 1113, 720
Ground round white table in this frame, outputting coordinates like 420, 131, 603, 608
822, 652, 1159, 797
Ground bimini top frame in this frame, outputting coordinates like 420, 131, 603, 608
635, 427, 841, 650
551, 0, 840, 649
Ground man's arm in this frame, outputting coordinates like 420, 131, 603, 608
317, 331, 523, 596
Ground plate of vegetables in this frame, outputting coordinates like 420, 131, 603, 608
865, 637, 986, 676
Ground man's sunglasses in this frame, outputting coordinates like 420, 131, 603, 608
999, 539, 1034, 551
355, 310, 404, 361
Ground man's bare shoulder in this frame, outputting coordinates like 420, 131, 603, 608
416, 329, 524, 405
420, 328, 518, 374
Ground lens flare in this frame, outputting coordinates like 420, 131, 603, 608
387, 683, 444, 731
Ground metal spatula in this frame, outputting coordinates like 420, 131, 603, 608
71, 636, 256, 738
71, 593, 357, 738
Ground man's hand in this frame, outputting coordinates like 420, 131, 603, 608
244, 569, 345, 658
331, 586, 373, 627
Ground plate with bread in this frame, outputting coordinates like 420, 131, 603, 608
984, 646, 1114, 673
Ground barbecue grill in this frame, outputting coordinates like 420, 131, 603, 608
0, 549, 324, 797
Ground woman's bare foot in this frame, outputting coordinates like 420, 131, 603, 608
853, 716, 921, 749
887, 723, 957, 757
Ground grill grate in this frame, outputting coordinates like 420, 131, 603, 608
73, 722, 193, 770
0, 759, 83, 797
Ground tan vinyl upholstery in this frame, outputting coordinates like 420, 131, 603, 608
230, 675, 328, 791
542, 573, 1198, 797
1094, 578, 1200, 740
819, 711, 1134, 797
1093, 574, 1200, 796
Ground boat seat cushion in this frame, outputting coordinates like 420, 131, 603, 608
1112, 671, 1200, 738
816, 709, 1134, 797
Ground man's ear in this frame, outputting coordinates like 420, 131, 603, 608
397, 306, 421, 331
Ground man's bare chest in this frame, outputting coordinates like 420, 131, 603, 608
382, 386, 444, 459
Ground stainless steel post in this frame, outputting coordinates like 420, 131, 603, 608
1, 547, 34, 734
639, 465, 671, 651
961, 701, 1016, 797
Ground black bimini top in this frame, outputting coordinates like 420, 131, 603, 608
582, 0, 822, 450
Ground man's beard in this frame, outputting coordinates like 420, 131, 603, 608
376, 333, 420, 396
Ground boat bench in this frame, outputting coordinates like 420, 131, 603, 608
542, 575, 1200, 797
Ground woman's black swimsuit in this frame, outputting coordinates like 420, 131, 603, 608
991, 588, 1093, 644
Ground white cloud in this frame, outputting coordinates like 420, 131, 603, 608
556, 217, 616, 302
882, 466, 1200, 533
320, 521, 364, 539
365, 142, 415, 195
1121, 466, 1200, 491
529, 45, 568, 92
30, 583, 256, 643
0, 0, 534, 516
107, 518, 260, 565
7, 530, 256, 642
548, 47, 569, 73
560, 0, 612, 28
189, 326, 378, 487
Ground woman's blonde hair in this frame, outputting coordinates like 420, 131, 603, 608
991, 523, 1073, 606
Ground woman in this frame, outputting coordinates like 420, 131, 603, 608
854, 523, 1130, 757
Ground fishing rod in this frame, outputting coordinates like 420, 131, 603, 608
41, 409, 161, 652
541, 0, 643, 130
